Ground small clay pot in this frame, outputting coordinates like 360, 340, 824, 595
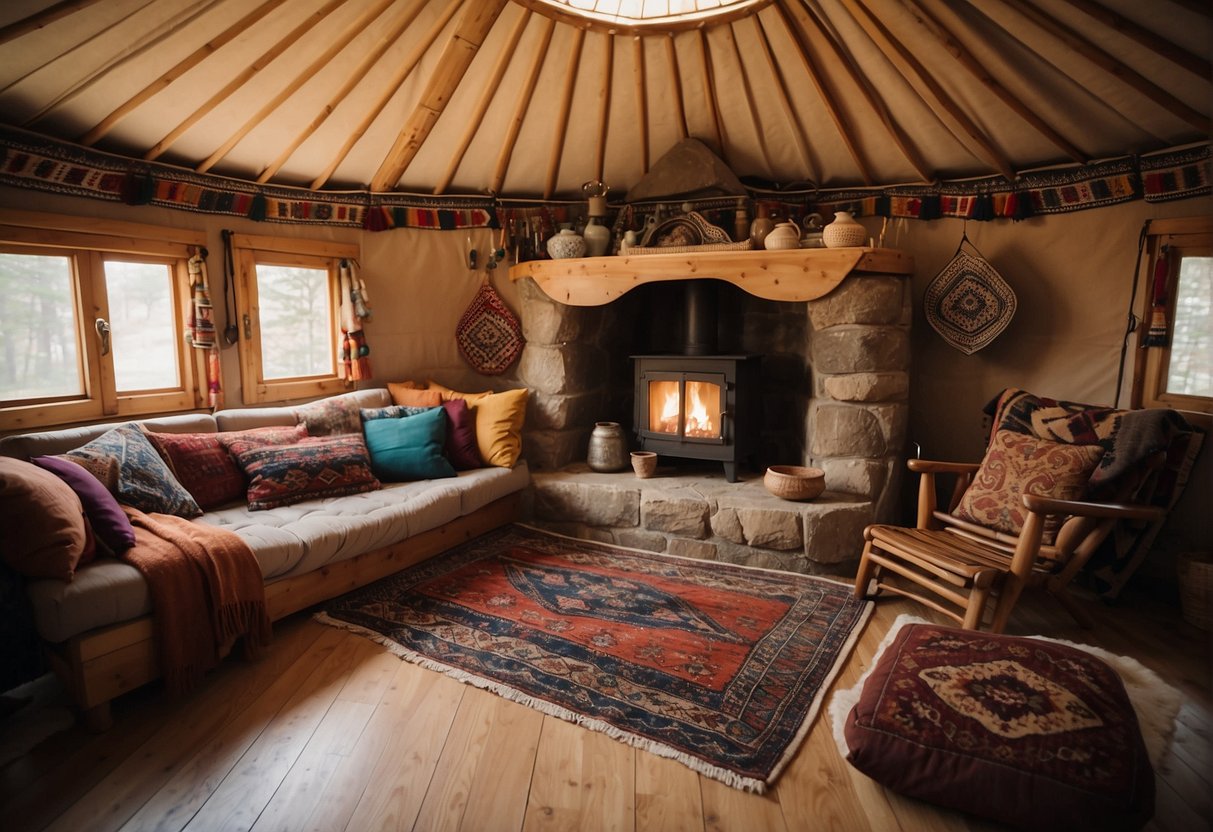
630, 451, 658, 478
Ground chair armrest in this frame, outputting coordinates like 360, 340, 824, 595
1021, 493, 1166, 523
907, 459, 981, 474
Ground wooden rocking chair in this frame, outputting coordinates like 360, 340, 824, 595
853, 448, 1167, 634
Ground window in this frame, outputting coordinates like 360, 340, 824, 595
1133, 216, 1213, 415
0, 211, 206, 431
230, 234, 359, 404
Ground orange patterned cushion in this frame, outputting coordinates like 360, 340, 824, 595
954, 429, 1103, 544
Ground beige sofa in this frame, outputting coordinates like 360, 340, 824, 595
0, 388, 528, 728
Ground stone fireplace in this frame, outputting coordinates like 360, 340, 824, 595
507, 249, 913, 574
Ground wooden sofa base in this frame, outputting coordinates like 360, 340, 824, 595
46, 493, 522, 730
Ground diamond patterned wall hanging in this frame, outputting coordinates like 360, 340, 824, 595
924, 238, 1016, 355
456, 281, 524, 375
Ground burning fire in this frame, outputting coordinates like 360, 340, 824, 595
650, 380, 720, 438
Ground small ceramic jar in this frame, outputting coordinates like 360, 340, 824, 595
822, 211, 867, 248
547, 228, 586, 259
763, 221, 801, 250
587, 421, 628, 472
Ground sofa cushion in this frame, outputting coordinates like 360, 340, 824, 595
150, 425, 308, 510
0, 413, 216, 461
32, 455, 136, 555
213, 389, 390, 432
65, 425, 202, 518
360, 404, 431, 422
0, 457, 92, 580
954, 429, 1105, 544
388, 381, 443, 408
363, 407, 456, 482
442, 398, 482, 470
294, 392, 363, 436
230, 434, 381, 510
426, 383, 528, 468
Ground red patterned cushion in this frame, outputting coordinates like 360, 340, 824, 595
229, 434, 380, 511
152, 425, 307, 510
954, 429, 1104, 544
843, 623, 1154, 832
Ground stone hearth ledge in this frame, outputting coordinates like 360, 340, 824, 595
522, 465, 874, 577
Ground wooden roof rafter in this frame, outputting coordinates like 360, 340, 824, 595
310, 0, 461, 191
1061, 0, 1211, 79
491, 16, 557, 194
594, 31, 614, 183
721, 23, 774, 176
76, 0, 288, 146
749, 12, 817, 182
1003, 0, 1210, 134
197, 0, 397, 175
433, 7, 532, 195
370, 0, 509, 192
20, 0, 219, 129
543, 24, 587, 199
778, 0, 912, 184
142, 0, 350, 163
837, 0, 1015, 180
0, 0, 106, 46
694, 28, 728, 165
664, 34, 689, 141
258, 0, 429, 185
632, 35, 650, 174
901, 0, 1087, 164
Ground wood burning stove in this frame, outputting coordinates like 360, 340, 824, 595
632, 354, 760, 482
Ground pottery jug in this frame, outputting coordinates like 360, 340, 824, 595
583, 217, 610, 257
587, 421, 629, 472
822, 211, 867, 248
546, 228, 586, 259
749, 203, 774, 249
763, 221, 801, 250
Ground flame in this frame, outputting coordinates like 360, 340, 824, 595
649, 379, 720, 438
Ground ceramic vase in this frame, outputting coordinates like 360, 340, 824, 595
587, 422, 629, 472
763, 221, 801, 250
583, 217, 610, 257
630, 451, 657, 478
822, 211, 867, 248
749, 203, 774, 249
547, 228, 586, 259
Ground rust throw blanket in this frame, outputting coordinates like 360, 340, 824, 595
122, 508, 271, 695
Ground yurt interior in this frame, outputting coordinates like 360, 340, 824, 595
0, 1, 1210, 830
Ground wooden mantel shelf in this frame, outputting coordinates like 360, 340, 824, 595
508, 247, 912, 306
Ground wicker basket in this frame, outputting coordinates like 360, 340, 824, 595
1178, 552, 1212, 630
764, 465, 825, 501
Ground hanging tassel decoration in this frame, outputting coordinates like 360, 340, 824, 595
186, 251, 217, 349
247, 192, 267, 222
121, 171, 155, 205
336, 259, 373, 381
207, 348, 224, 410
1144, 244, 1171, 347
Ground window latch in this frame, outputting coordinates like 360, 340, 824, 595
94, 318, 111, 356
242, 313, 251, 340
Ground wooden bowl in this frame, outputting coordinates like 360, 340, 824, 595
764, 465, 825, 501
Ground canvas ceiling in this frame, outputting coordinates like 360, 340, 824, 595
0, 0, 1208, 199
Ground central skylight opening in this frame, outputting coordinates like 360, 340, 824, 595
531, 0, 768, 30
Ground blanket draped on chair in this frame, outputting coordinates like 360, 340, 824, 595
122, 509, 271, 695
985, 388, 1204, 597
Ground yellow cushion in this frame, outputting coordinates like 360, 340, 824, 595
428, 383, 527, 467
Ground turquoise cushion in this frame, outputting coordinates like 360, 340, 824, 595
363, 407, 456, 482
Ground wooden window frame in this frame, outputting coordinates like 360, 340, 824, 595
230, 234, 359, 405
1132, 216, 1213, 416
0, 210, 207, 432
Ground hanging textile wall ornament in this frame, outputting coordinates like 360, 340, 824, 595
456, 271, 524, 376
1144, 245, 1171, 347
924, 232, 1017, 355
337, 260, 373, 382
186, 250, 223, 409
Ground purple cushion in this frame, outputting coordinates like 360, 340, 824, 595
442, 398, 482, 470
33, 455, 136, 554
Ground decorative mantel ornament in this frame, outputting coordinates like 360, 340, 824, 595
822, 211, 867, 248
923, 232, 1017, 355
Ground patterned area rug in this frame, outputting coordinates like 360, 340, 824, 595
317, 525, 872, 792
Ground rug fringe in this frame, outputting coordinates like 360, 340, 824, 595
315, 611, 773, 793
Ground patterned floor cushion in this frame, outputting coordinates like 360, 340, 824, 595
836, 620, 1156, 831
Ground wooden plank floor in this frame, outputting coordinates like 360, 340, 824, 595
2, 586, 1208, 832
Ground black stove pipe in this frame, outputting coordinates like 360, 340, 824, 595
685, 280, 717, 355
